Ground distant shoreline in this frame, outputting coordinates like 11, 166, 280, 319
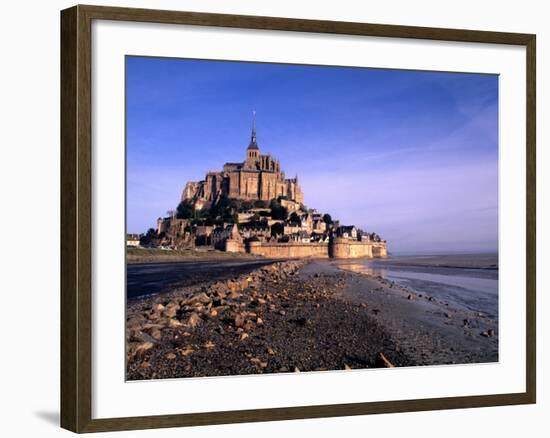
375, 253, 498, 271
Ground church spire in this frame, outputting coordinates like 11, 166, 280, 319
252, 110, 256, 137
247, 110, 259, 150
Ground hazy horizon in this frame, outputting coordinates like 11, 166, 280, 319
126, 56, 498, 254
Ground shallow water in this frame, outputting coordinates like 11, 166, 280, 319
337, 254, 498, 319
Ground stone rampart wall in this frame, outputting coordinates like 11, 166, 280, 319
246, 239, 388, 259
247, 242, 329, 259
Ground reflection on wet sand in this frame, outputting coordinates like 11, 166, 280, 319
334, 254, 498, 319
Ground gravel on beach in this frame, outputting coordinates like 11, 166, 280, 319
126, 259, 498, 380
126, 260, 409, 380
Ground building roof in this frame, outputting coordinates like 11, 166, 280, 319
247, 141, 259, 150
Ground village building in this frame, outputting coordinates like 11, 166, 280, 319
337, 225, 358, 239
240, 222, 271, 241
126, 234, 141, 247
211, 224, 241, 250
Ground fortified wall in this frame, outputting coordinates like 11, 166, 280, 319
330, 238, 388, 258
247, 241, 329, 259
245, 239, 387, 259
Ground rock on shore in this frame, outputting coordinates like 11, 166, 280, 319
126, 260, 408, 380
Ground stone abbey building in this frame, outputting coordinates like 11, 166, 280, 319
181, 113, 304, 209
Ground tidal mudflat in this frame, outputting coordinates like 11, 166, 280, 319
126, 256, 497, 380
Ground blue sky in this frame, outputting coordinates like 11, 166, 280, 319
126, 56, 498, 254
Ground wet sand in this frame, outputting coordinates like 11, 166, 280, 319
127, 259, 279, 299
320, 261, 498, 365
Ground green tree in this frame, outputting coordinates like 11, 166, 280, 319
176, 201, 194, 219
139, 228, 158, 246
269, 198, 288, 220
322, 213, 333, 224
289, 212, 301, 225
271, 222, 284, 237
208, 196, 238, 224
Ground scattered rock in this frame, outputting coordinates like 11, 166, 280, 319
148, 327, 162, 341
165, 352, 177, 360
162, 302, 180, 318
185, 312, 202, 328
186, 293, 211, 306
179, 346, 195, 356
234, 313, 245, 328
168, 318, 183, 328
134, 342, 154, 358
250, 357, 268, 368
152, 303, 165, 312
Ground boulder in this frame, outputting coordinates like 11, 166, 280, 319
204, 340, 215, 349
184, 312, 202, 328
167, 318, 184, 328
148, 327, 162, 341
185, 293, 211, 306
152, 303, 165, 312
134, 341, 154, 358
234, 313, 245, 328
163, 302, 180, 318
179, 346, 195, 356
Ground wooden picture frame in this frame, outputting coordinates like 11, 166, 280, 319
60, 4, 536, 433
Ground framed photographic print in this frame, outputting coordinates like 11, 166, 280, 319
60, 4, 536, 433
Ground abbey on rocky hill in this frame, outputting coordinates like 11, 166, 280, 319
181, 112, 304, 210
142, 113, 387, 259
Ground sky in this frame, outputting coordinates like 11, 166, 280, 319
126, 56, 498, 254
